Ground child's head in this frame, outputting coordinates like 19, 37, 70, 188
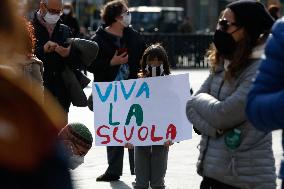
140, 43, 170, 77
58, 122, 93, 169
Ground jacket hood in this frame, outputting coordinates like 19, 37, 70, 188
250, 43, 265, 59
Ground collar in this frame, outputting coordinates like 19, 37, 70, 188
249, 43, 265, 59
217, 43, 266, 72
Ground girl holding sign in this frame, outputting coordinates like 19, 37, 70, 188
126, 44, 172, 189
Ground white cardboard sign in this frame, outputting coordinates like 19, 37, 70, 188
93, 74, 192, 146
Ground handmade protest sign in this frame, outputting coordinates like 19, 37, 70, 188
93, 74, 192, 146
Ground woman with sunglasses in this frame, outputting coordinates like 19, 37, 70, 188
186, 1, 276, 189
87, 0, 145, 182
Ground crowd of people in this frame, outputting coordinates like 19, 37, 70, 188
0, 0, 284, 189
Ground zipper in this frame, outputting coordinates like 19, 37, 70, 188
217, 79, 225, 99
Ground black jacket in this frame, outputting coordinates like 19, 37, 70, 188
88, 26, 145, 82
33, 14, 84, 112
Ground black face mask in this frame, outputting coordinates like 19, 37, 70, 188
213, 29, 238, 56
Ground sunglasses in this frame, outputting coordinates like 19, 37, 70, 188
218, 19, 239, 31
122, 10, 130, 15
44, 3, 62, 15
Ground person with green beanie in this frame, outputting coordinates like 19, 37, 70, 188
59, 122, 93, 169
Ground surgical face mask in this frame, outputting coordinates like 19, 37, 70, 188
44, 12, 60, 24
119, 13, 131, 27
69, 155, 84, 170
146, 64, 164, 77
63, 9, 71, 15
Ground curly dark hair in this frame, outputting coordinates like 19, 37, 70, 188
140, 43, 171, 77
100, 0, 127, 26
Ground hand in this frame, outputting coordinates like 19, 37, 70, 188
110, 50, 129, 66
164, 140, 173, 147
55, 45, 71, 58
217, 129, 224, 135
44, 41, 58, 53
124, 142, 134, 149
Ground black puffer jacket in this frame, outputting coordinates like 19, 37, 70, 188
88, 26, 145, 82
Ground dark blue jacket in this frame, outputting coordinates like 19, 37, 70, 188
246, 18, 284, 178
246, 19, 284, 131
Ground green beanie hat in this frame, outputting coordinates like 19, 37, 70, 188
67, 122, 93, 149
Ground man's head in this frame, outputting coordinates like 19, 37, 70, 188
39, 0, 63, 24
58, 122, 93, 169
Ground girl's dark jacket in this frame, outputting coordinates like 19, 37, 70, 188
88, 26, 145, 82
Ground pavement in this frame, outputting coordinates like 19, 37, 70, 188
68, 69, 283, 189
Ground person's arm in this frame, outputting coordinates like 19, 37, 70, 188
246, 20, 284, 131
194, 73, 213, 95
188, 62, 260, 131
87, 51, 113, 74
35, 40, 58, 61
186, 105, 218, 138
87, 35, 111, 73
186, 73, 212, 134
88, 35, 128, 74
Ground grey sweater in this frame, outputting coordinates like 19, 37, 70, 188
186, 57, 276, 189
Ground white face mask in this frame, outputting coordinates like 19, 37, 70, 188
69, 155, 84, 170
44, 12, 60, 24
63, 9, 71, 15
119, 13, 131, 27
146, 64, 164, 77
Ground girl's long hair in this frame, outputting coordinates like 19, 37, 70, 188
140, 43, 171, 77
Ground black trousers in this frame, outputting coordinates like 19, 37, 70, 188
105, 146, 135, 176
200, 177, 241, 189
